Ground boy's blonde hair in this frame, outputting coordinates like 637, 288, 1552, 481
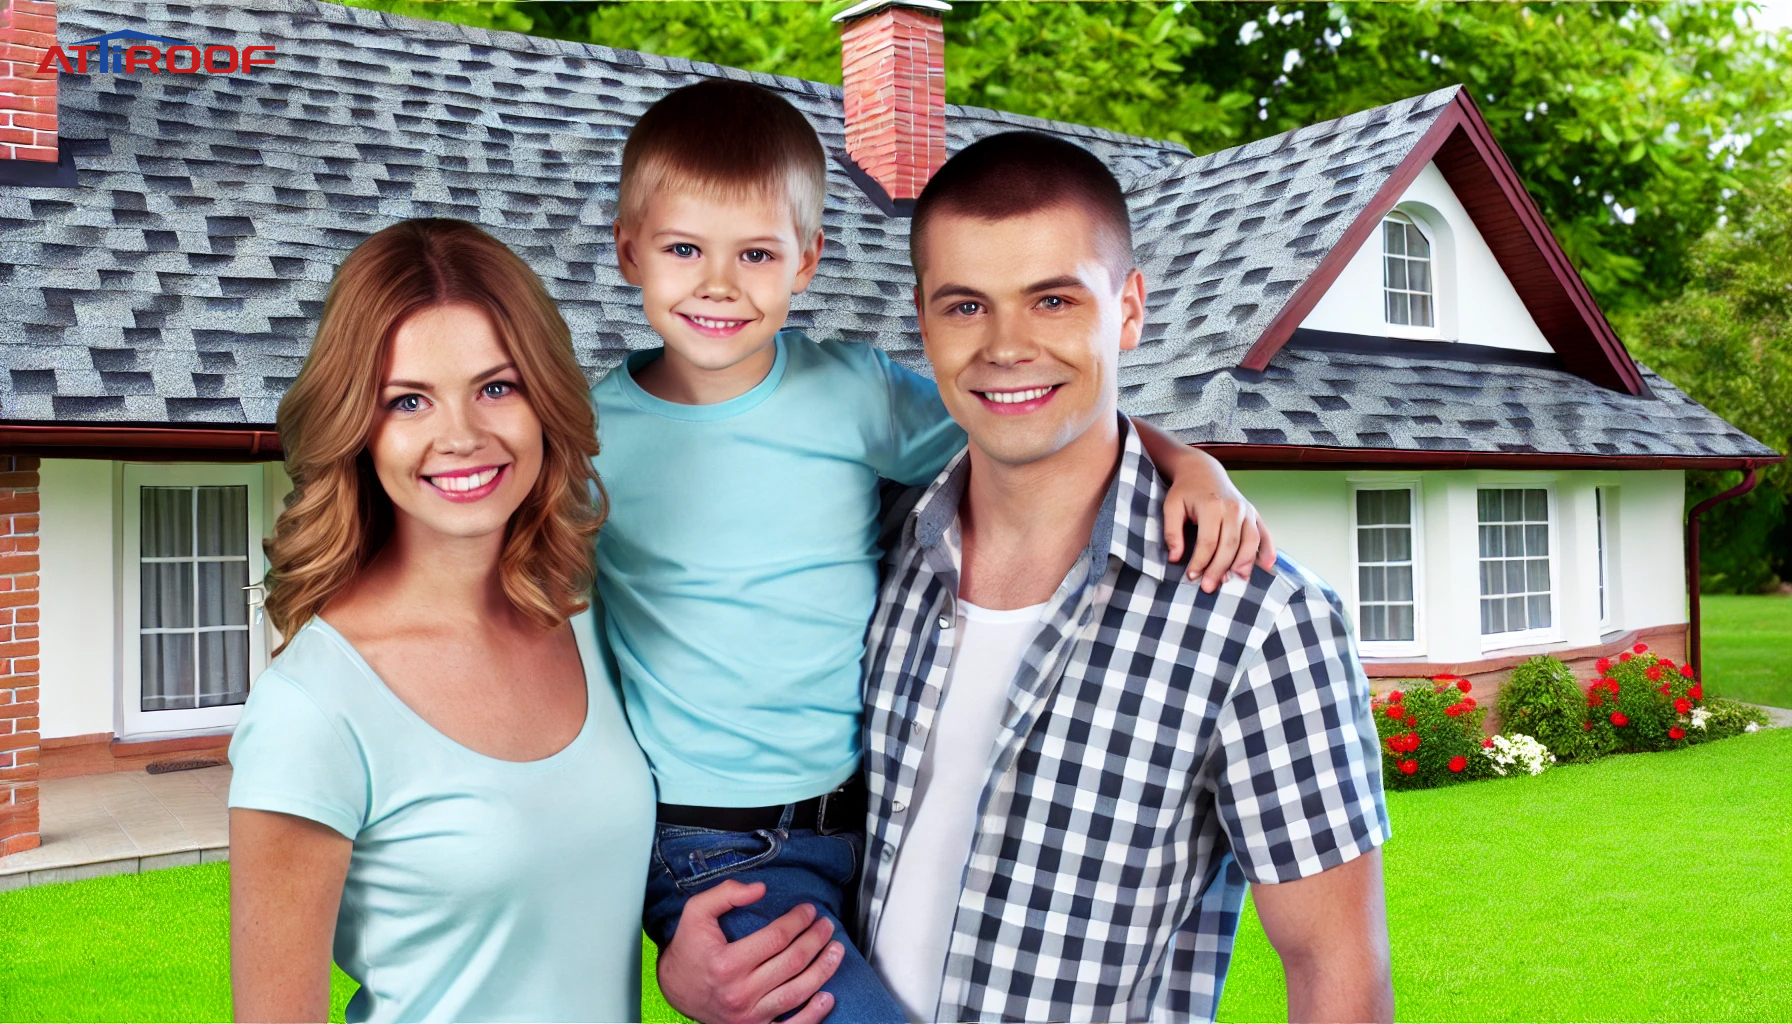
618, 80, 827, 241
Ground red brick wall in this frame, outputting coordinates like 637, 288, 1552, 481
0, 455, 41, 855
840, 4, 945, 202
0, 0, 60, 163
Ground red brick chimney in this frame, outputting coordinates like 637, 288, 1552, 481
0, 0, 59, 163
834, 0, 949, 211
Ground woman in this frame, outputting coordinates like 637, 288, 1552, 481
226, 219, 654, 1022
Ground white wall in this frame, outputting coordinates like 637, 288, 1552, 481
1233, 468, 1686, 664
1299, 161, 1554, 353
37, 459, 118, 740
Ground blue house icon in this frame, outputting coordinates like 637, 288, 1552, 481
67, 30, 193, 73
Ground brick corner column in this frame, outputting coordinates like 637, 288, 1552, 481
837, 0, 948, 204
0, 453, 42, 857
0, 0, 61, 163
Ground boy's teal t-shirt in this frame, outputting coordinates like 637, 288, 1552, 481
591, 331, 965, 806
227, 607, 657, 1024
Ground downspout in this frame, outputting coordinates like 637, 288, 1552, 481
1685, 467, 1761, 682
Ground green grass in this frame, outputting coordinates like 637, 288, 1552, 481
1216, 728, 1792, 1022
1701, 594, 1792, 708
3, 735, 1788, 1022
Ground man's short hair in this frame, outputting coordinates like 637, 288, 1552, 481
909, 131, 1134, 287
618, 80, 827, 241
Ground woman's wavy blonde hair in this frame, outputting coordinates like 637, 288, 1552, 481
264, 218, 604, 649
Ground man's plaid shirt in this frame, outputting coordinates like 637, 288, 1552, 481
859, 419, 1390, 1022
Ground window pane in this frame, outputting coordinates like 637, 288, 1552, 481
1524, 489, 1549, 521
1505, 524, 1526, 556
1482, 598, 1503, 634
1387, 257, 1409, 290
1410, 259, 1432, 293
1406, 222, 1431, 259
1507, 595, 1527, 630
1529, 594, 1552, 630
196, 486, 248, 557
198, 561, 250, 627
1356, 489, 1381, 524
1362, 565, 1386, 601
1388, 565, 1414, 602
1505, 560, 1528, 593
1411, 293, 1433, 327
198, 630, 250, 708
1525, 523, 1549, 556
1359, 527, 1385, 563
1385, 220, 1406, 256
1385, 528, 1412, 562
1363, 605, 1388, 642
1380, 490, 1411, 525
141, 563, 194, 629
1479, 524, 1500, 559
1388, 604, 1415, 642
141, 488, 192, 558
1479, 489, 1500, 520
141, 633, 195, 712
1479, 560, 1499, 596
1526, 558, 1551, 593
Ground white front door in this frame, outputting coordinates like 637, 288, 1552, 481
121, 464, 268, 737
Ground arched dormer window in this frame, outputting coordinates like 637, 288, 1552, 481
1382, 211, 1434, 328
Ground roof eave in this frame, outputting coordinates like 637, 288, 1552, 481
0, 422, 283, 461
1200, 442, 1782, 472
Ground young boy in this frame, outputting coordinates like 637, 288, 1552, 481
592, 80, 1274, 1021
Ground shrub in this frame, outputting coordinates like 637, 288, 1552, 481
1371, 676, 1500, 790
1583, 643, 1704, 753
1700, 696, 1772, 739
1497, 655, 1598, 762
1481, 733, 1556, 776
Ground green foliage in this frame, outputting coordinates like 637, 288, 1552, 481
1622, 177, 1792, 592
1496, 655, 1597, 761
1703, 694, 1773, 737
1585, 643, 1703, 752
1372, 676, 1497, 790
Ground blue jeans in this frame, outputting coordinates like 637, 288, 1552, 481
644, 817, 906, 1023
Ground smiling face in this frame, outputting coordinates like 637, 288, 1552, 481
915, 203, 1146, 468
614, 188, 823, 390
367, 302, 544, 544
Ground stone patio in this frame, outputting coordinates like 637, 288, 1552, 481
0, 764, 230, 891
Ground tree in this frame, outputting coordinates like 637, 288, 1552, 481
1621, 177, 1792, 591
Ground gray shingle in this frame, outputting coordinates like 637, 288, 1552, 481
0, 0, 1774, 465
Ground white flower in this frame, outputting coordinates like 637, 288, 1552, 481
1745, 722, 1761, 733
1481, 733, 1552, 776
1690, 706, 1710, 730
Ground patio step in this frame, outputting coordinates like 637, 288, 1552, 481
0, 765, 232, 892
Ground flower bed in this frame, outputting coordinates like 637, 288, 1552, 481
1372, 676, 1503, 790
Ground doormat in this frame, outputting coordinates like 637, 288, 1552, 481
146, 757, 227, 774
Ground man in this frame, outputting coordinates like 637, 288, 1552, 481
856, 131, 1394, 1023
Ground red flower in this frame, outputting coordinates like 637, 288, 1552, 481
1646, 666, 1663, 682
1689, 683, 1703, 700
1619, 651, 1633, 662
1446, 703, 1466, 717
1456, 678, 1473, 693
1662, 659, 1677, 671
1669, 726, 1686, 740
1407, 716, 1417, 726
1407, 733, 1421, 751
1675, 698, 1691, 715
1388, 690, 1405, 703
1680, 664, 1696, 679
1605, 678, 1622, 693
1611, 712, 1629, 727
1588, 691, 1604, 707
1595, 657, 1612, 674
1449, 755, 1468, 773
1483, 737, 1495, 748
1463, 696, 1477, 708
1583, 721, 1593, 731
1385, 704, 1406, 720
1399, 759, 1418, 775
1634, 642, 1648, 654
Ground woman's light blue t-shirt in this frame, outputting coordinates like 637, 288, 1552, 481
227, 607, 656, 1024
590, 331, 966, 806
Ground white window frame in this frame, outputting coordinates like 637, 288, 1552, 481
1476, 483, 1563, 653
120, 463, 268, 738
1595, 485, 1620, 634
1381, 210, 1439, 338
1348, 479, 1425, 658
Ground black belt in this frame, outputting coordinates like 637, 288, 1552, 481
657, 777, 866, 836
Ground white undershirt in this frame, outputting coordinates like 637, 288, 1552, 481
872, 597, 1047, 1023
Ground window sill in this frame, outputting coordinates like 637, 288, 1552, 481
1359, 641, 1426, 660
1480, 630, 1564, 655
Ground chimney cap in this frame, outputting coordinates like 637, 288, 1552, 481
832, 0, 951, 24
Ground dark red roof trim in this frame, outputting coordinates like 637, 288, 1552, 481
0, 422, 282, 461
1242, 90, 1649, 397
1201, 442, 1781, 472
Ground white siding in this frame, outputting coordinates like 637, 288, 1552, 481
1299, 161, 1555, 353
1233, 468, 1686, 663
37, 458, 117, 740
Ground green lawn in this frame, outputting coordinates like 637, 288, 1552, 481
4, 729, 1788, 1022
1701, 593, 1792, 709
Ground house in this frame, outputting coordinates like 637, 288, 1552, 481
0, 0, 1778, 856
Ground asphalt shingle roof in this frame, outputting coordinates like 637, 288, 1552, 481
0, 0, 1776, 464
